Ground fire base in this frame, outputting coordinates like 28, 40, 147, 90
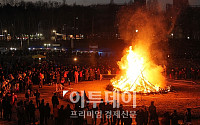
106, 83, 171, 95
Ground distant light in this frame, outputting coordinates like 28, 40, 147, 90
44, 44, 47, 46
98, 52, 103, 54
167, 55, 170, 58
54, 48, 57, 50
69, 35, 73, 38
171, 33, 173, 36
4, 30, 7, 33
48, 44, 51, 46
74, 57, 77, 61
53, 30, 56, 33
136, 30, 138, 32
28, 48, 31, 50
10, 48, 17, 50
187, 36, 190, 39
39, 58, 41, 60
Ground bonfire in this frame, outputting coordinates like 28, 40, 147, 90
111, 46, 165, 93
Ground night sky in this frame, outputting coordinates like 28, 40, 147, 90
42, 0, 200, 8
2, 0, 199, 11
38, 0, 200, 11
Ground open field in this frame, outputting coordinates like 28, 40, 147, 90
60, 79, 200, 118
7, 79, 198, 125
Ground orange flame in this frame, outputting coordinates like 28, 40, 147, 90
112, 5, 170, 93
111, 45, 165, 93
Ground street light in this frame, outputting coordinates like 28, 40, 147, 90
52, 30, 56, 42
52, 30, 56, 33
3, 30, 7, 40
44, 43, 51, 48
74, 57, 77, 66
74, 57, 77, 61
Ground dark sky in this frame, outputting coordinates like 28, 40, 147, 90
55, 0, 199, 10
22, 0, 200, 10
52, 0, 200, 6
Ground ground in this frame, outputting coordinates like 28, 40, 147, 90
60, 80, 200, 116
1, 79, 200, 124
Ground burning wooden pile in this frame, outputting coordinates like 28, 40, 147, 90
110, 46, 168, 93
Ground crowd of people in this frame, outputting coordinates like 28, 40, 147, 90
0, 50, 198, 125
0, 76, 194, 125
168, 67, 200, 80
1, 93, 193, 125
0, 50, 119, 125
0, 55, 119, 95
135, 101, 191, 125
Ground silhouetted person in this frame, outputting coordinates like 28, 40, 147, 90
124, 113, 132, 125
106, 101, 112, 124
99, 99, 106, 123
112, 100, 118, 125
143, 106, 148, 125
52, 93, 59, 108
2, 97, 6, 120
24, 101, 29, 122
171, 110, 178, 125
34, 89, 40, 108
7, 101, 12, 121
73, 92, 81, 110
161, 112, 170, 125
149, 101, 157, 123
118, 104, 124, 125
67, 71, 72, 84
152, 113, 159, 125
185, 108, 191, 123
58, 105, 64, 125
17, 100, 25, 125
64, 104, 72, 125
44, 103, 51, 125
93, 103, 98, 125
39, 99, 45, 125
29, 100, 35, 124
0, 100, 2, 119
3, 97, 12, 120
53, 104, 58, 125
136, 108, 144, 125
